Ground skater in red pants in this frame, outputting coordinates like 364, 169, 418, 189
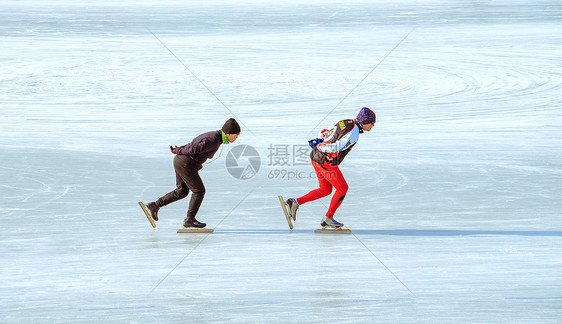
285, 107, 376, 228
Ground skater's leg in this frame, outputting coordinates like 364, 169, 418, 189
324, 165, 348, 218
181, 167, 206, 220
296, 161, 332, 205
156, 156, 190, 207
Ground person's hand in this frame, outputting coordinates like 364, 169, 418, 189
308, 138, 323, 150
170, 145, 178, 154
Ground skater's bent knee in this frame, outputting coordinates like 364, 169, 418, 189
339, 183, 349, 194
192, 187, 206, 196
175, 188, 190, 199
319, 187, 332, 197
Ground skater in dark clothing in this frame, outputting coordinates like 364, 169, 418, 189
285, 107, 376, 228
144, 118, 240, 228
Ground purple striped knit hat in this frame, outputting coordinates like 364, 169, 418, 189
356, 107, 376, 125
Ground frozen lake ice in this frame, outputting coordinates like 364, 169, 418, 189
1, 0, 561, 322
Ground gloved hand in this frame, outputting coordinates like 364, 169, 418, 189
170, 145, 178, 154
308, 138, 323, 150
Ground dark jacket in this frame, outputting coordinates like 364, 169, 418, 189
176, 130, 223, 170
310, 119, 363, 166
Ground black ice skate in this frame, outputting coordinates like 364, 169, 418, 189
138, 202, 156, 228
183, 217, 207, 229
177, 218, 213, 233
147, 202, 159, 221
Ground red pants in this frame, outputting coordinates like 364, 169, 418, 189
296, 161, 348, 218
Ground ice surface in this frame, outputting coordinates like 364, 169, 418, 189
1, 1, 561, 323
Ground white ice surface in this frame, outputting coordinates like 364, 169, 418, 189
1, 1, 561, 323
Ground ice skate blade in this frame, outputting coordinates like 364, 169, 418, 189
278, 195, 293, 230
177, 228, 214, 233
315, 227, 351, 233
139, 202, 156, 228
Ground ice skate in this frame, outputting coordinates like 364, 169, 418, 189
286, 198, 299, 221
320, 216, 344, 228
278, 195, 293, 230
147, 202, 159, 221
138, 202, 156, 228
183, 217, 207, 228
315, 217, 351, 233
178, 217, 213, 233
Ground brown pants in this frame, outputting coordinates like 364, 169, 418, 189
156, 156, 205, 219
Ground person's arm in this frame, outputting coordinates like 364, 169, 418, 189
317, 126, 359, 153
308, 126, 337, 150
176, 138, 212, 155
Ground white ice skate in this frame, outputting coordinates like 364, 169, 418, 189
320, 216, 344, 228
315, 217, 351, 233
286, 198, 299, 221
